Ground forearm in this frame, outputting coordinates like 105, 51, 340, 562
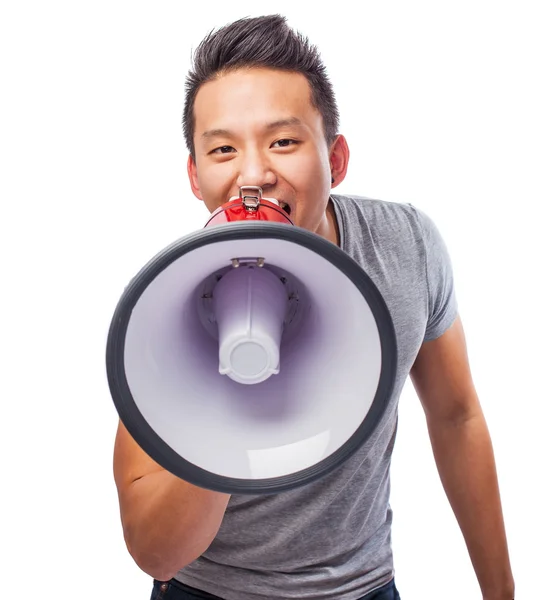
120, 469, 231, 581
427, 411, 514, 599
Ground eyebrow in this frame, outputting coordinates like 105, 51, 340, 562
201, 117, 305, 140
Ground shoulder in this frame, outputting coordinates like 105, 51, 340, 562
331, 193, 429, 244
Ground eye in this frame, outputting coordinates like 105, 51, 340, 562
211, 145, 235, 154
272, 139, 298, 148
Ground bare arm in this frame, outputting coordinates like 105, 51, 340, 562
410, 315, 514, 600
113, 420, 231, 581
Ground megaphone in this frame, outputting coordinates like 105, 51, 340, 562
106, 186, 397, 494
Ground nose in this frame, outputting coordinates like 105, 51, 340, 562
236, 148, 277, 190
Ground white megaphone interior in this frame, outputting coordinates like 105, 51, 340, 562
124, 236, 383, 480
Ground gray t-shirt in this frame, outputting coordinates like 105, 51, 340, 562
175, 194, 458, 599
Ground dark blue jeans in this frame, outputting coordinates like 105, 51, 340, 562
150, 577, 400, 599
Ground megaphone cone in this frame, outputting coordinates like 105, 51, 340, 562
106, 186, 397, 494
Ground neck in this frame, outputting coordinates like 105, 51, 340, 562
315, 198, 340, 246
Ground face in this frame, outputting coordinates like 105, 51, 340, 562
187, 67, 349, 243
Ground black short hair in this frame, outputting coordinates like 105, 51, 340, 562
183, 14, 340, 158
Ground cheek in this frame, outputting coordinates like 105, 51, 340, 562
197, 162, 233, 197
278, 152, 329, 192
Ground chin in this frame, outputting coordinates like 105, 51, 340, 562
294, 218, 316, 233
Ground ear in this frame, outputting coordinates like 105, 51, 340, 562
329, 134, 350, 188
187, 154, 203, 200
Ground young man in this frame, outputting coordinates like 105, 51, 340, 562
113, 15, 514, 600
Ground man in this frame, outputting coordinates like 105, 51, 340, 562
113, 14, 514, 600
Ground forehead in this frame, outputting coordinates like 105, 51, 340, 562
193, 68, 321, 133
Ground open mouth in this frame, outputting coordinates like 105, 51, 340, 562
279, 201, 292, 216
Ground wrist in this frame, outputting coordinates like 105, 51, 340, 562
482, 582, 515, 600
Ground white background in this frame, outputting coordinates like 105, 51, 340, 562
1, 1, 545, 598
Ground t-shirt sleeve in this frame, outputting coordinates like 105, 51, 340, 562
410, 204, 458, 341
